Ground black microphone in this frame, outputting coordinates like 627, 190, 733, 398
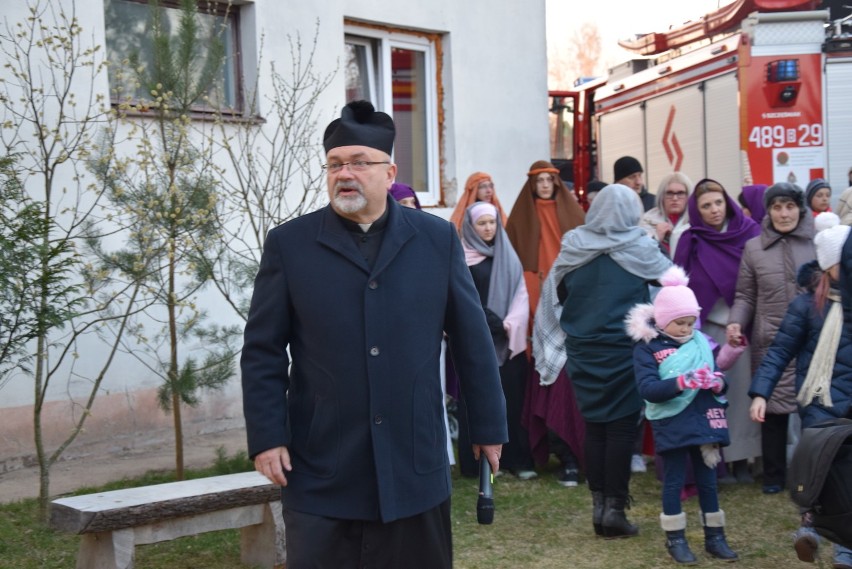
477, 456, 494, 524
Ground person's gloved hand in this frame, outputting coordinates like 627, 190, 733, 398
693, 364, 714, 384
694, 364, 725, 392
676, 371, 700, 391
704, 372, 725, 393
484, 308, 506, 337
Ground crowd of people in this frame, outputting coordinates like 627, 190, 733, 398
240, 100, 851, 568
446, 156, 851, 566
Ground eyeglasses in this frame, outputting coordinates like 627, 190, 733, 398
478, 182, 495, 190
321, 160, 390, 173
665, 191, 688, 199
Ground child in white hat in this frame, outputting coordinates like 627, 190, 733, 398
749, 211, 852, 567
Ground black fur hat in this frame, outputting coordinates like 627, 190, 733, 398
323, 100, 395, 155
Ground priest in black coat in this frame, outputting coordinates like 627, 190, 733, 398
241, 100, 508, 568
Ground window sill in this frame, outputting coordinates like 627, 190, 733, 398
111, 103, 265, 126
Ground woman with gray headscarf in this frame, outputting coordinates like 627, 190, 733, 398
455, 202, 534, 478
534, 184, 671, 538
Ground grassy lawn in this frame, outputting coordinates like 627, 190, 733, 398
0, 453, 823, 569
453, 462, 806, 569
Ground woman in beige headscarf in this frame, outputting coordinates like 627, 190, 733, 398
449, 171, 508, 232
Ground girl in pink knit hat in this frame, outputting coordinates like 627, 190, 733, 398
626, 266, 737, 564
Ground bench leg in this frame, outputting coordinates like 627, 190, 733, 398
76, 528, 135, 569
240, 503, 283, 568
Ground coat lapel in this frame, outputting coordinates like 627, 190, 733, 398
316, 206, 371, 273
372, 198, 417, 277
316, 197, 418, 276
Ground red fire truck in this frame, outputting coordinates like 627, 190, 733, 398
550, 0, 852, 204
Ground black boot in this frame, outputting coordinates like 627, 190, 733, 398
667, 531, 698, 565
702, 510, 738, 561
732, 459, 754, 484
601, 495, 639, 538
662, 512, 697, 565
592, 491, 604, 537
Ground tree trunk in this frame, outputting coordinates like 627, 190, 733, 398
35, 333, 49, 521
35, 194, 52, 522
173, 388, 184, 480
169, 231, 184, 480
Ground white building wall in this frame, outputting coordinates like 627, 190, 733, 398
249, 0, 550, 214
430, 1, 551, 212
0, 0, 548, 469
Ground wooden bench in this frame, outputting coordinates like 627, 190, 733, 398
50, 471, 285, 569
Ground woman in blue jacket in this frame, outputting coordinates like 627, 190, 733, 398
749, 214, 852, 568
627, 266, 737, 564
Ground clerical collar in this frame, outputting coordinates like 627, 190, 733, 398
337, 206, 390, 234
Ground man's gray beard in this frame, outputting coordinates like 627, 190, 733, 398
333, 188, 367, 214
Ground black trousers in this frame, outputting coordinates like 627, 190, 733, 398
761, 412, 790, 488
548, 430, 579, 468
583, 411, 640, 499
282, 499, 452, 569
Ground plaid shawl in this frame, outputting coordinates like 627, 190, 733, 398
532, 184, 671, 384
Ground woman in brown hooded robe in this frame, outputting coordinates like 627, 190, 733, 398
506, 160, 586, 484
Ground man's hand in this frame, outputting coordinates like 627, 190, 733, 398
254, 446, 292, 486
750, 397, 767, 423
473, 443, 502, 475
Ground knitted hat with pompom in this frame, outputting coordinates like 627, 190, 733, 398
653, 266, 701, 330
814, 212, 851, 270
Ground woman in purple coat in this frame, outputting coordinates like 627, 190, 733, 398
673, 179, 761, 482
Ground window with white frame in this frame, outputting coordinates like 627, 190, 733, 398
103, 0, 243, 113
345, 26, 441, 206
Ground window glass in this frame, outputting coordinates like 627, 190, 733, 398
104, 0, 240, 111
345, 42, 373, 102
391, 47, 428, 194
344, 28, 440, 205
550, 96, 575, 161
